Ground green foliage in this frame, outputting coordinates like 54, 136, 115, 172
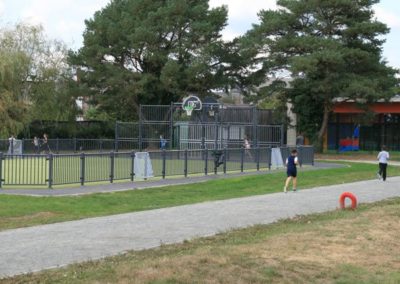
70, 0, 230, 121
245, 0, 399, 145
0, 23, 78, 138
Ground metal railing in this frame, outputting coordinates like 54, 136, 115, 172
0, 146, 314, 188
0, 138, 140, 154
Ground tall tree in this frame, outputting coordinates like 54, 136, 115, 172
70, 0, 228, 121
246, 0, 398, 147
0, 23, 77, 137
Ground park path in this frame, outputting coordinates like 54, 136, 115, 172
0, 176, 399, 278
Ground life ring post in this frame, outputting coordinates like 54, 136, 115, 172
339, 192, 357, 210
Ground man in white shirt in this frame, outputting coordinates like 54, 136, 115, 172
377, 146, 389, 181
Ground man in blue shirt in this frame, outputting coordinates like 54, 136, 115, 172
284, 149, 299, 193
160, 135, 167, 150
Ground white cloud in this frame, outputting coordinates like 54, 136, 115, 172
0, 0, 4, 16
16, 0, 110, 48
374, 6, 400, 29
209, 0, 277, 21
209, 0, 278, 39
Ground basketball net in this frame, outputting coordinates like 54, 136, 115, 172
183, 105, 194, 116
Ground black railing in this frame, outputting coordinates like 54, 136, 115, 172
0, 146, 314, 188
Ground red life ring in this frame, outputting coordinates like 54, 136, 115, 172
339, 192, 357, 210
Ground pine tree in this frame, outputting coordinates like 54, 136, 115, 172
70, 0, 228, 121
247, 0, 398, 147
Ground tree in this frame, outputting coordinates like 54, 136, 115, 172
0, 23, 77, 137
246, 0, 398, 148
70, 0, 229, 121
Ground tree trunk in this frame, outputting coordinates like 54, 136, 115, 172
316, 103, 330, 153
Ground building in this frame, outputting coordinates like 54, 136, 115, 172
326, 96, 400, 151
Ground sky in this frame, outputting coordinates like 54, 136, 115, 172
0, 0, 399, 69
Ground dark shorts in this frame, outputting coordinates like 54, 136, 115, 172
287, 169, 297, 178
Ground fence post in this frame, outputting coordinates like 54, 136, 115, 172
311, 146, 315, 166
169, 102, 174, 150
110, 152, 115, 183
139, 105, 143, 151
256, 146, 260, 171
80, 152, 85, 186
204, 148, 208, 175
22, 139, 25, 154
223, 147, 227, 174
56, 138, 59, 154
114, 122, 119, 152
130, 151, 135, 181
100, 139, 103, 153
280, 125, 285, 146
214, 118, 219, 150
48, 153, 53, 189
214, 151, 218, 175
240, 147, 244, 172
252, 106, 258, 148
268, 147, 272, 170
0, 152, 3, 188
74, 138, 77, 153
162, 149, 166, 179
114, 139, 119, 153
184, 149, 188, 177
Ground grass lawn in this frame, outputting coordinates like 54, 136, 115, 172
3, 198, 400, 283
0, 162, 398, 232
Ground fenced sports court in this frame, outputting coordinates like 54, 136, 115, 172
116, 102, 284, 151
0, 146, 314, 188
1, 102, 284, 154
0, 99, 302, 189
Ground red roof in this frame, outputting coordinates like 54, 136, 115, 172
333, 102, 400, 114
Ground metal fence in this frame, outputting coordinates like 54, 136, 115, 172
1, 125, 283, 154
115, 104, 284, 151
116, 122, 284, 151
0, 146, 314, 188
0, 138, 140, 154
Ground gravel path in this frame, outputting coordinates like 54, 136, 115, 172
0, 176, 399, 278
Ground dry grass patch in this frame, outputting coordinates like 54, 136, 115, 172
4, 199, 400, 284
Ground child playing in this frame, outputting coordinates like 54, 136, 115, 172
377, 146, 389, 181
284, 149, 299, 193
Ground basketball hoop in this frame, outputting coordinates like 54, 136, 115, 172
183, 104, 194, 116
182, 95, 202, 116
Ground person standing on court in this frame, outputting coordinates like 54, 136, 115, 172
243, 135, 253, 159
377, 145, 389, 181
33, 136, 40, 154
42, 133, 50, 154
284, 149, 299, 193
160, 135, 167, 150
296, 133, 304, 146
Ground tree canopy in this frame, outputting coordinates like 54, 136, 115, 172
0, 23, 77, 137
245, 0, 398, 146
70, 0, 229, 121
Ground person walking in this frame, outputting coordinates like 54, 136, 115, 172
33, 136, 40, 154
8, 135, 16, 154
243, 135, 253, 159
41, 134, 51, 154
284, 149, 299, 193
377, 146, 389, 182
